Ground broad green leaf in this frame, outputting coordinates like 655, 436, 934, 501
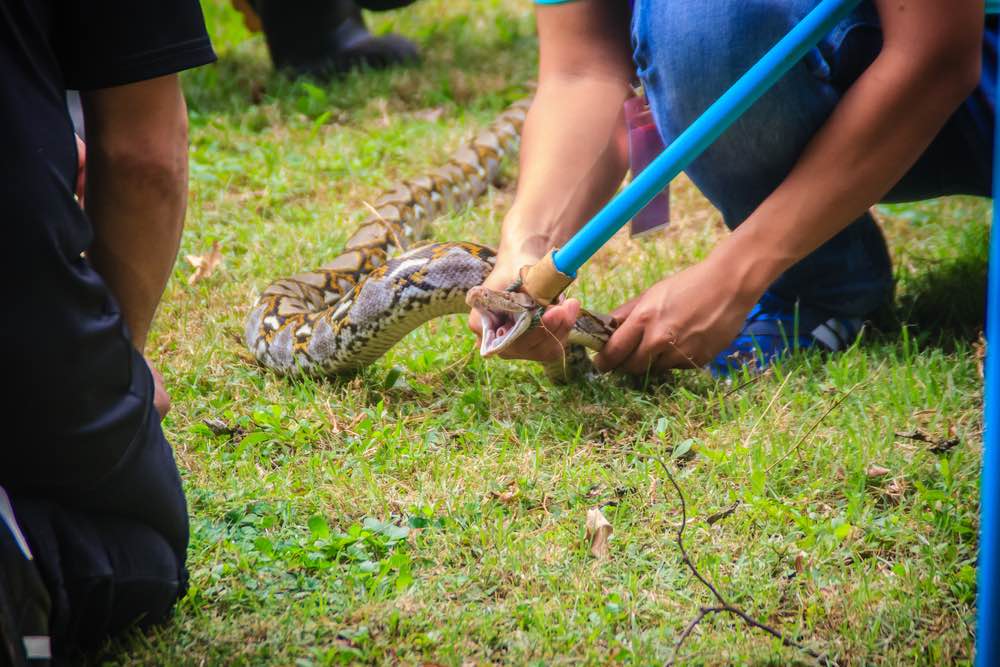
308, 515, 330, 540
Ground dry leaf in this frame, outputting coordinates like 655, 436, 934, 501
186, 241, 223, 285
705, 501, 740, 526
414, 107, 445, 123
866, 465, 891, 478
794, 550, 808, 574
885, 477, 909, 503
895, 428, 959, 454
230, 0, 262, 32
895, 428, 932, 443
490, 481, 519, 504
974, 332, 986, 378
585, 508, 613, 559
929, 436, 960, 454
203, 417, 234, 436
333, 636, 359, 650
248, 80, 265, 105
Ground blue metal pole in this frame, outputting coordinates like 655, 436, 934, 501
977, 5, 1000, 664
552, 0, 864, 276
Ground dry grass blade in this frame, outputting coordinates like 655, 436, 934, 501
765, 380, 865, 473
742, 370, 794, 450
974, 331, 986, 378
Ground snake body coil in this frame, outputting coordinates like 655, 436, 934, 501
246, 97, 612, 378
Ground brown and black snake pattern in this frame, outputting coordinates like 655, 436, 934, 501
245, 100, 529, 374
245, 97, 614, 378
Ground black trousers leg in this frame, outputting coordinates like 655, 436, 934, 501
10, 499, 184, 656
2, 11, 189, 654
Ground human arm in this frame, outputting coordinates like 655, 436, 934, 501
81, 74, 189, 352
596, 0, 984, 374
469, 0, 634, 361
81, 74, 190, 415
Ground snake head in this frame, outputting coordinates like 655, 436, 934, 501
466, 285, 542, 357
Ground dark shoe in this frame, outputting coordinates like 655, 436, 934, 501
0, 488, 51, 667
256, 0, 419, 77
328, 15, 419, 74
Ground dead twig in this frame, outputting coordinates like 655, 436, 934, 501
654, 456, 832, 666
721, 368, 771, 399
705, 501, 740, 526
895, 429, 960, 455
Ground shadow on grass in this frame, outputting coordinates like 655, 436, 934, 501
872, 234, 988, 353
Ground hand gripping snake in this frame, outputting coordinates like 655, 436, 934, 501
245, 97, 617, 381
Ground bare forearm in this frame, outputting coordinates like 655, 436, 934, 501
82, 76, 189, 351
716, 33, 982, 298
498, 0, 633, 261
500, 76, 630, 258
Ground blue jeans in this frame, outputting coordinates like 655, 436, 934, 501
633, 0, 995, 318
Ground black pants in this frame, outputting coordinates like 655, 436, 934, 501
1, 2, 189, 656
2, 227, 189, 654
11, 495, 186, 653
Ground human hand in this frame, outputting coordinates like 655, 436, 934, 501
468, 250, 580, 363
74, 133, 86, 206
144, 357, 171, 420
594, 256, 761, 375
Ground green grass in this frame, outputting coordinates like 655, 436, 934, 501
102, 1, 987, 663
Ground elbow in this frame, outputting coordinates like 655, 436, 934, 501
946, 47, 982, 101
917, 43, 981, 106
89, 115, 189, 199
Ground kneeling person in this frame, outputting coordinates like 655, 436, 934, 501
0, 0, 215, 662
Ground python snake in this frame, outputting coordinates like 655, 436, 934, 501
245, 97, 615, 380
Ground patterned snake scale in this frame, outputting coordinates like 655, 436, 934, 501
245, 97, 613, 380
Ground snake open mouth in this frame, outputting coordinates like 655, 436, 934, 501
477, 308, 535, 356
466, 285, 539, 357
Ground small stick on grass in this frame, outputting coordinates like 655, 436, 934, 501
654, 456, 833, 666
764, 381, 864, 474
722, 369, 771, 399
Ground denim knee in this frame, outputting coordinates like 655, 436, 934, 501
632, 0, 875, 226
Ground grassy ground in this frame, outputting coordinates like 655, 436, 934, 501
104, 1, 987, 663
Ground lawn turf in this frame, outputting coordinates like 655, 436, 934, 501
100, 1, 987, 663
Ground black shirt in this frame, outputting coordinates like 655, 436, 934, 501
1, 0, 215, 486
8, 0, 217, 91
